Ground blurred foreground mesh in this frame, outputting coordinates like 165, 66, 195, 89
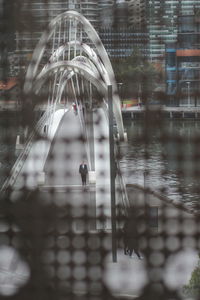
0, 190, 200, 300
1, 1, 200, 300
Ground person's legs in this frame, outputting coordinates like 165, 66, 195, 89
128, 239, 142, 258
133, 243, 142, 259
127, 239, 133, 256
84, 174, 87, 185
81, 175, 84, 186
123, 237, 129, 255
134, 248, 141, 259
129, 247, 133, 257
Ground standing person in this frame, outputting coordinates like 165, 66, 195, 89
123, 208, 143, 260
79, 161, 88, 186
72, 102, 77, 115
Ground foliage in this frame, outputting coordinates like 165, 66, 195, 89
183, 255, 200, 299
111, 48, 161, 102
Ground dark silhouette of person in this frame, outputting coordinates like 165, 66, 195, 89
123, 208, 142, 259
79, 161, 88, 186
72, 102, 77, 115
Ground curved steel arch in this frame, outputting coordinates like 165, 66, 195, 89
48, 42, 110, 84
33, 61, 107, 97
24, 10, 125, 139
45, 55, 104, 108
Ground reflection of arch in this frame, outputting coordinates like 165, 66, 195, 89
24, 10, 125, 139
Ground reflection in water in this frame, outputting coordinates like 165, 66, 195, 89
120, 120, 200, 209
1, 112, 200, 210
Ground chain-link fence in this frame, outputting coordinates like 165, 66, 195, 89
1, 1, 200, 300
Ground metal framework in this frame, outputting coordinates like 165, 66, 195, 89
24, 10, 125, 140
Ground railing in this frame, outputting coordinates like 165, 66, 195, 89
102, 100, 130, 214
1, 109, 52, 191
115, 159, 130, 216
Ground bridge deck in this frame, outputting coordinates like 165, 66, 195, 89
43, 108, 96, 230
44, 109, 87, 186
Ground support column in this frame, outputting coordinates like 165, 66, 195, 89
108, 85, 117, 263
93, 108, 110, 230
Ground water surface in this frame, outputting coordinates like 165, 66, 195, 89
120, 120, 200, 209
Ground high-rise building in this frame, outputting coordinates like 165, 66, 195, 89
14, 0, 100, 73
99, 0, 114, 29
99, 0, 148, 59
114, 0, 129, 29
99, 28, 148, 58
146, 0, 178, 62
99, 0, 114, 8
128, 0, 146, 30
18, 0, 99, 33
166, 14, 200, 106
146, 0, 200, 62
79, 0, 99, 29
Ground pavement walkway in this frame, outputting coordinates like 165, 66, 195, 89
104, 247, 199, 299
6, 105, 199, 299
44, 107, 87, 186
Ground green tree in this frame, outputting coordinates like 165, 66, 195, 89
183, 255, 200, 299
111, 48, 160, 102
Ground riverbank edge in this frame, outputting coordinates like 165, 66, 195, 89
122, 106, 200, 120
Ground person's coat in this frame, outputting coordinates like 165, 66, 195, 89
79, 164, 88, 175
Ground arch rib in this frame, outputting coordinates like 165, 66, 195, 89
33, 61, 107, 97
48, 42, 110, 84
24, 10, 125, 140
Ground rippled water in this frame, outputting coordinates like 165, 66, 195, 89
120, 120, 200, 208
1, 112, 200, 209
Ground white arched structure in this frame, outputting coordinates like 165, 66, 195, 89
34, 61, 107, 96
24, 10, 125, 140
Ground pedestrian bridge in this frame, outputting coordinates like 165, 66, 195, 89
1, 11, 129, 230
1, 11, 199, 300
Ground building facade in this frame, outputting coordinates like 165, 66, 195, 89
99, 0, 115, 29
99, 0, 148, 59
146, 0, 200, 62
166, 14, 200, 106
99, 28, 148, 58
79, 0, 99, 29
113, 0, 129, 29
128, 0, 146, 30
14, 0, 101, 73
15, 0, 148, 70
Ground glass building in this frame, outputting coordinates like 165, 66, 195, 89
99, 0, 115, 29
99, 29, 148, 58
146, 0, 200, 62
166, 14, 200, 106
128, 0, 146, 30
14, 0, 100, 73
